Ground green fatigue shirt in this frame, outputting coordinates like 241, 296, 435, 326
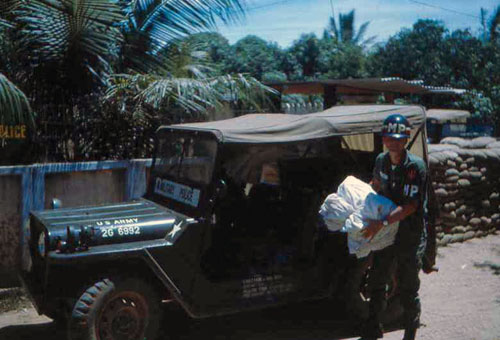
372, 150, 428, 251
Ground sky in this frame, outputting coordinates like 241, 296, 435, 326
216, 0, 499, 48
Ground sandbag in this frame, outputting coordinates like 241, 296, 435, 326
486, 141, 500, 149
440, 137, 470, 148
428, 144, 460, 153
469, 137, 496, 149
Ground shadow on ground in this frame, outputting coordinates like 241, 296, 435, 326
474, 261, 500, 275
0, 299, 375, 340
0, 321, 66, 340
0, 298, 405, 340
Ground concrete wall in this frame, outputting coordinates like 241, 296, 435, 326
0, 159, 151, 288
0, 175, 22, 287
44, 170, 126, 209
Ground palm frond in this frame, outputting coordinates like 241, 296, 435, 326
0, 19, 13, 29
339, 10, 354, 43
489, 5, 500, 42
15, 0, 124, 65
0, 0, 20, 28
160, 40, 215, 78
327, 16, 339, 42
126, 0, 245, 51
0, 0, 20, 18
0, 72, 33, 126
354, 21, 369, 45
106, 72, 276, 116
480, 8, 488, 41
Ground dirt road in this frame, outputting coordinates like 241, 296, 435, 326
1, 234, 499, 340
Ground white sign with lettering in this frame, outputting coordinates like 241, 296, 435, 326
154, 178, 201, 207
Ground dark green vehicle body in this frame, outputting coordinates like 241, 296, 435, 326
21, 105, 433, 336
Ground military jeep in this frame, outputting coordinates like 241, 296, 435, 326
21, 105, 433, 340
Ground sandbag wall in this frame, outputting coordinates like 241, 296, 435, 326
428, 137, 500, 246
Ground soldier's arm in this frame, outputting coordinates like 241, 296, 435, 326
361, 201, 418, 239
382, 201, 418, 225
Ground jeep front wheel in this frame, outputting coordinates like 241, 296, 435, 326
68, 278, 161, 340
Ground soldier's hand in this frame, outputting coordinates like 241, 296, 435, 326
361, 219, 383, 240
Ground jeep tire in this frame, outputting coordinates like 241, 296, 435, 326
68, 278, 161, 340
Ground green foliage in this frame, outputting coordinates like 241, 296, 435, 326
226, 35, 283, 80
262, 71, 287, 83
60, 93, 158, 160
369, 18, 500, 124
187, 33, 232, 73
3, 0, 500, 162
288, 33, 323, 78
0, 0, 284, 163
282, 94, 322, 105
16, 0, 124, 89
454, 90, 494, 121
106, 72, 275, 116
369, 20, 451, 85
117, 0, 244, 73
323, 42, 368, 79
0, 73, 33, 125
278, 52, 301, 81
444, 29, 487, 89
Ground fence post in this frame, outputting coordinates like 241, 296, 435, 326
20, 166, 33, 272
126, 159, 151, 201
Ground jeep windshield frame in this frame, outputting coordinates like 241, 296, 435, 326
148, 128, 220, 218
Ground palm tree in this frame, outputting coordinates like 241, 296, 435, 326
324, 9, 375, 47
480, 6, 500, 43
1, 0, 275, 161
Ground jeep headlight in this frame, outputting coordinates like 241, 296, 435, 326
37, 232, 47, 258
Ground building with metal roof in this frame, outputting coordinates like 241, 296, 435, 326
265, 77, 466, 110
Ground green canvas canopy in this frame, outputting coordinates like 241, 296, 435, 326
163, 105, 426, 144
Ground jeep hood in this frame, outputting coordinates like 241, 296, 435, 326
31, 199, 190, 253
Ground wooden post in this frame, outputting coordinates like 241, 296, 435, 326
323, 85, 337, 109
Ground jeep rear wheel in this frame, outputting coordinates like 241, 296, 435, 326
68, 278, 161, 340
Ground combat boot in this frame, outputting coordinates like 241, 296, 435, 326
358, 321, 384, 340
402, 327, 417, 340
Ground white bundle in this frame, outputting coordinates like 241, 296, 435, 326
319, 194, 353, 232
320, 176, 399, 258
344, 191, 399, 258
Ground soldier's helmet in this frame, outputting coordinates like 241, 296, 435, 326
381, 114, 411, 139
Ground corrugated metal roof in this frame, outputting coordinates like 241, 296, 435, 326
266, 77, 466, 95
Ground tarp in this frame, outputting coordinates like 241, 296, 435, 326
426, 109, 470, 123
163, 105, 426, 144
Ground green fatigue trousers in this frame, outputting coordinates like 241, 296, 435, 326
362, 234, 426, 338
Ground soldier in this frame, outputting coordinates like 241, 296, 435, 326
359, 114, 428, 340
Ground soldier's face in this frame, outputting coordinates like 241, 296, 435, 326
383, 136, 407, 153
